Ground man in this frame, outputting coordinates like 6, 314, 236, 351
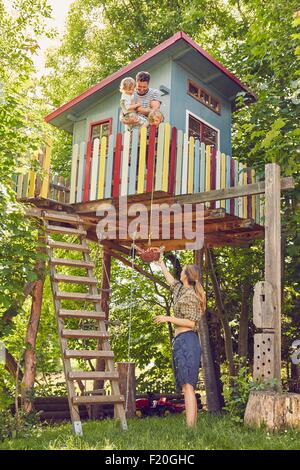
122, 71, 162, 126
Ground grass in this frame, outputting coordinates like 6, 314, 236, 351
1, 413, 300, 450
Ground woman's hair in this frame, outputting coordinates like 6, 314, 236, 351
184, 264, 206, 315
120, 77, 135, 92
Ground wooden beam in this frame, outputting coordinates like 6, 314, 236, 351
175, 176, 294, 205
109, 250, 169, 290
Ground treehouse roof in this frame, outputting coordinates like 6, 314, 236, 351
45, 31, 256, 133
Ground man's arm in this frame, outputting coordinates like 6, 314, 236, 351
137, 100, 161, 116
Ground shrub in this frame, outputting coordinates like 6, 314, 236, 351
0, 408, 41, 442
222, 357, 278, 423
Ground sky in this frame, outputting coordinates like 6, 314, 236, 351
4, 0, 76, 75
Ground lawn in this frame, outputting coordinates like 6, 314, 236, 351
1, 413, 300, 450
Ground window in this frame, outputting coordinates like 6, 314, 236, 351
188, 114, 219, 150
187, 80, 221, 114
89, 119, 112, 147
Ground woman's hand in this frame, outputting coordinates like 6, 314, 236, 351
152, 247, 164, 267
154, 315, 170, 325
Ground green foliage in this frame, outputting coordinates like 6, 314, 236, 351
0, 0, 55, 315
222, 357, 279, 423
0, 408, 41, 442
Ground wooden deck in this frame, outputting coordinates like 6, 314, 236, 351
24, 188, 265, 251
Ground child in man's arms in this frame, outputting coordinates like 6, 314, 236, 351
120, 77, 148, 130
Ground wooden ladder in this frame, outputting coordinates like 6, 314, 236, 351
42, 210, 127, 435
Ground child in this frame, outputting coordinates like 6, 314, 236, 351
120, 77, 148, 131
148, 109, 164, 127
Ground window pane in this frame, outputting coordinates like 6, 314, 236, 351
92, 125, 100, 139
200, 90, 209, 105
188, 82, 199, 98
203, 124, 218, 148
101, 123, 109, 138
91, 121, 110, 142
188, 115, 201, 140
210, 97, 219, 112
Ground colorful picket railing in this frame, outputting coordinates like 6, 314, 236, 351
69, 123, 264, 225
13, 144, 70, 204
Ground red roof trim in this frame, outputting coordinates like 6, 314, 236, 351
180, 32, 256, 99
45, 31, 256, 124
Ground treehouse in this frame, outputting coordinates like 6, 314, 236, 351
12, 31, 296, 435
15, 31, 265, 251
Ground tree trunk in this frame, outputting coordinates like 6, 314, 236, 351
238, 281, 251, 358
244, 391, 300, 430
21, 229, 46, 412
206, 310, 225, 409
194, 249, 222, 412
206, 247, 236, 377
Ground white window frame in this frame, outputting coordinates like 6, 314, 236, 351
185, 109, 220, 152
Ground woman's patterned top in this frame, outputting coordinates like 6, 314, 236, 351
170, 280, 202, 332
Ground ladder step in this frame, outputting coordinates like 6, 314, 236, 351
59, 309, 106, 319
50, 258, 94, 269
48, 241, 89, 252
55, 292, 101, 302
65, 350, 114, 359
43, 212, 81, 224
69, 371, 119, 381
54, 274, 98, 285
62, 329, 109, 339
72, 395, 124, 405
45, 225, 87, 236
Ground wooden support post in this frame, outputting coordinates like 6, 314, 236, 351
94, 248, 111, 394
265, 163, 281, 386
117, 362, 136, 418
244, 164, 293, 430
252, 164, 281, 388
194, 249, 222, 413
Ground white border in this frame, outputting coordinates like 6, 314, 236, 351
185, 109, 220, 151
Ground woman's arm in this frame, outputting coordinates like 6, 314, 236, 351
155, 258, 175, 286
154, 315, 195, 329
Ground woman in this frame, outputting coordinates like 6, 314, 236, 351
153, 254, 206, 427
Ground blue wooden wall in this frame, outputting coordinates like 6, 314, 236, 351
72, 57, 233, 156
169, 61, 232, 155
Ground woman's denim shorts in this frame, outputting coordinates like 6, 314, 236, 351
172, 331, 201, 392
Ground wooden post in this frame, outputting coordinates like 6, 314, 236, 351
252, 163, 281, 389
117, 362, 136, 418
265, 163, 281, 386
94, 248, 111, 394
194, 249, 222, 413
40, 142, 52, 199
244, 163, 289, 429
